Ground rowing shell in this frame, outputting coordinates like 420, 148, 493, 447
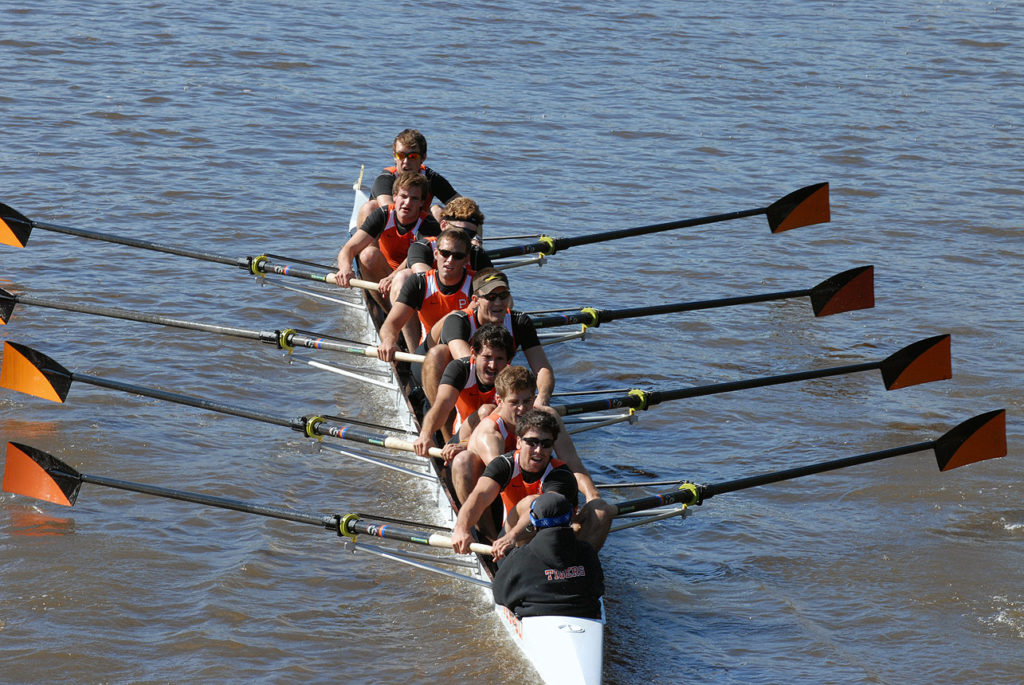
346, 175, 606, 684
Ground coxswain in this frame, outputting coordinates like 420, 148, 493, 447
335, 172, 439, 299
490, 492, 604, 620
375, 227, 475, 359
413, 324, 512, 454
355, 128, 460, 225
451, 410, 611, 559
421, 268, 554, 407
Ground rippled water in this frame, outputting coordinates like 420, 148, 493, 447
1, 2, 1022, 683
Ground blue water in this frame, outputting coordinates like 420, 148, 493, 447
1, 2, 1022, 683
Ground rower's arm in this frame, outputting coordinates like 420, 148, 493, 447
451, 477, 501, 554
448, 338, 472, 360
377, 302, 415, 361
540, 408, 600, 501
523, 344, 555, 406
414, 383, 460, 455
335, 229, 375, 286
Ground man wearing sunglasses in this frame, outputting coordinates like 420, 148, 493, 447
355, 128, 460, 226
451, 410, 610, 559
420, 268, 555, 409
445, 366, 604, 544
376, 228, 475, 359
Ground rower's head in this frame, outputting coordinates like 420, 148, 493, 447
515, 409, 559, 474
471, 268, 512, 323
391, 172, 428, 224
529, 492, 573, 530
434, 228, 472, 285
470, 324, 513, 386
540, 468, 579, 507
392, 128, 427, 173
440, 197, 484, 247
495, 366, 537, 423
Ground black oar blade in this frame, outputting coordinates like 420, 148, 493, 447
0, 202, 33, 248
0, 341, 73, 403
0, 288, 16, 324
879, 334, 951, 390
3, 442, 82, 506
810, 266, 875, 316
766, 182, 830, 233
933, 410, 1007, 471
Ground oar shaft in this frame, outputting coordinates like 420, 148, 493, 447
73, 371, 301, 430
555, 361, 881, 415
10, 292, 266, 341
702, 440, 936, 500
78, 471, 333, 527
32, 218, 244, 267
6, 291, 424, 363
485, 207, 765, 259
529, 287, 811, 329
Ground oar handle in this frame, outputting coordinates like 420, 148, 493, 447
324, 272, 379, 292
380, 436, 445, 459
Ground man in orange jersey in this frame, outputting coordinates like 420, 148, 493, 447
355, 128, 460, 226
421, 268, 554, 407
335, 172, 440, 292
376, 228, 474, 359
413, 324, 512, 454
381, 197, 494, 336
445, 366, 608, 547
451, 410, 611, 560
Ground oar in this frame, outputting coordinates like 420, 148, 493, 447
0, 201, 376, 290
0, 341, 444, 458
1, 442, 493, 555
553, 335, 951, 416
0, 287, 425, 363
485, 183, 829, 260
609, 409, 1007, 516
529, 265, 873, 330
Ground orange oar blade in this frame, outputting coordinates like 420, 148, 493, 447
0, 341, 73, 403
933, 410, 1007, 471
810, 265, 875, 317
3, 443, 81, 506
0, 202, 33, 248
0, 288, 15, 325
766, 182, 830, 233
879, 335, 952, 390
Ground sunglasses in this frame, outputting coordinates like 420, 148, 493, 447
480, 290, 511, 302
394, 150, 423, 161
437, 248, 467, 260
522, 436, 554, 449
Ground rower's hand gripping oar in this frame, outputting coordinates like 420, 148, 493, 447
553, 334, 952, 416
485, 182, 829, 260
0, 201, 376, 290
1, 442, 494, 556
0, 341, 442, 457
0, 287, 425, 364
609, 409, 1007, 517
529, 265, 874, 330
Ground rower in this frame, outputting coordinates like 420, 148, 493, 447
451, 410, 611, 560
422, 268, 554, 407
384, 197, 493, 331
375, 227, 474, 360
490, 492, 604, 621
335, 172, 440, 297
355, 128, 460, 225
406, 197, 492, 275
413, 324, 512, 455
